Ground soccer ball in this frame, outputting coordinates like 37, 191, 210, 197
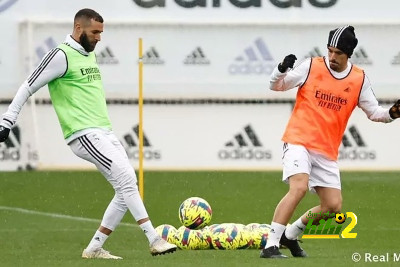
155, 224, 177, 245
178, 197, 212, 230
199, 226, 214, 249
206, 224, 220, 232
173, 226, 210, 250
245, 223, 271, 249
233, 223, 253, 249
211, 223, 251, 250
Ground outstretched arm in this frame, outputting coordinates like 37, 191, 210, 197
0, 48, 67, 142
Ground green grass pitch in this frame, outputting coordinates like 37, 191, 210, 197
1, 170, 399, 266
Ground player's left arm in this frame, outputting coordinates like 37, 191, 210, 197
358, 74, 393, 122
269, 57, 310, 92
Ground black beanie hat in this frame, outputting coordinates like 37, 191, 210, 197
327, 25, 358, 58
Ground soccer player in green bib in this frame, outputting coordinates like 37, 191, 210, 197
0, 8, 176, 259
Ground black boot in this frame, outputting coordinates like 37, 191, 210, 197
260, 246, 288, 259
280, 231, 307, 257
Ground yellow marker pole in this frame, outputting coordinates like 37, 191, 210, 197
138, 38, 144, 200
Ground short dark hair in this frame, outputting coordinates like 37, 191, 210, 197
74, 8, 104, 24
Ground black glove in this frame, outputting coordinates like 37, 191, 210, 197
0, 126, 10, 142
389, 99, 400, 119
278, 54, 297, 73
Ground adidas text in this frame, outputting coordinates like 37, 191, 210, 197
338, 149, 376, 160
132, 0, 337, 9
0, 149, 20, 161
218, 148, 272, 160
126, 149, 161, 160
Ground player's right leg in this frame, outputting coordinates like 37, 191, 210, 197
70, 130, 176, 256
261, 143, 310, 259
81, 195, 128, 259
106, 131, 176, 255
279, 148, 341, 258
70, 133, 128, 259
260, 173, 309, 258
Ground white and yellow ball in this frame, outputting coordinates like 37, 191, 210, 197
245, 223, 271, 249
211, 223, 251, 250
178, 197, 212, 230
174, 226, 210, 250
155, 224, 177, 245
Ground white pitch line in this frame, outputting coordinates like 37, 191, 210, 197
0, 206, 137, 228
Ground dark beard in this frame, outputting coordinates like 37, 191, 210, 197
79, 32, 95, 52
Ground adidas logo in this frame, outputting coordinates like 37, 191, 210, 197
36, 37, 57, 62
339, 125, 376, 160
142, 47, 164, 64
341, 125, 365, 148
122, 124, 161, 160
96, 46, 119, 64
228, 38, 275, 75
0, 125, 21, 161
391, 52, 400, 65
234, 38, 273, 62
304, 47, 323, 58
184, 47, 210, 65
123, 125, 151, 148
225, 125, 262, 147
218, 124, 272, 160
350, 47, 372, 65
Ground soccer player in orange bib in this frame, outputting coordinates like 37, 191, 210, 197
260, 25, 400, 258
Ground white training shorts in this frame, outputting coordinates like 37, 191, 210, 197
69, 128, 137, 188
282, 143, 341, 193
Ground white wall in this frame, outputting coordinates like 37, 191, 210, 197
1, 103, 398, 171
17, 22, 400, 100
1, 0, 398, 99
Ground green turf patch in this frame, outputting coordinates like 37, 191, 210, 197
1, 171, 399, 266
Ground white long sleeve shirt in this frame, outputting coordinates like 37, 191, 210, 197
269, 57, 393, 123
0, 35, 106, 143
1, 35, 89, 128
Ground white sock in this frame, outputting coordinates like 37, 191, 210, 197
265, 222, 286, 249
286, 218, 307, 240
140, 220, 159, 244
86, 230, 109, 251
